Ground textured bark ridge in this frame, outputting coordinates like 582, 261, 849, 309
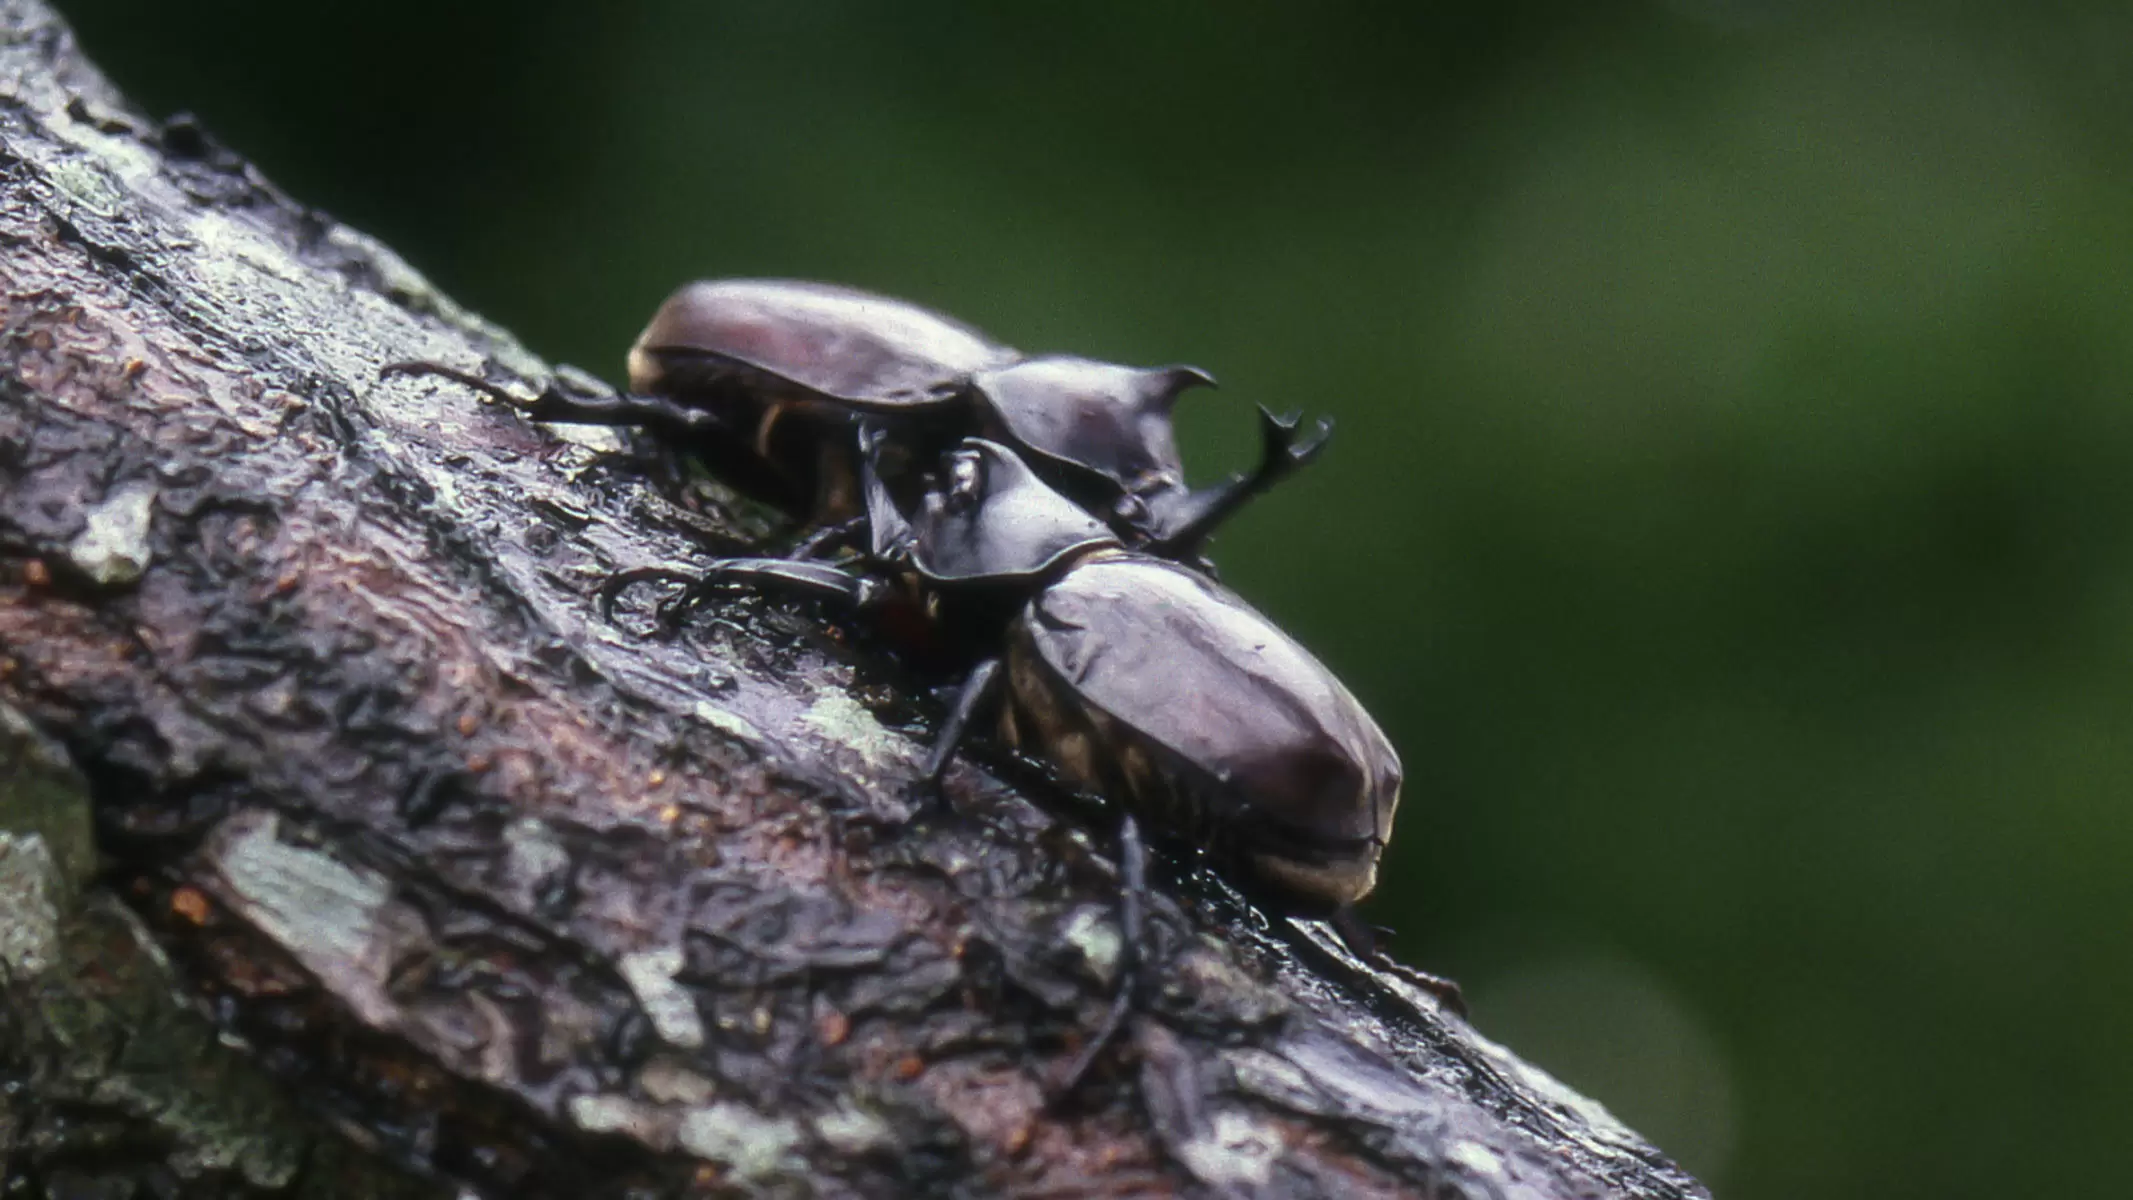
0, 5, 1711, 1197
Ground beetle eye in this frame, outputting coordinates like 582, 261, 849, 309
945, 452, 983, 512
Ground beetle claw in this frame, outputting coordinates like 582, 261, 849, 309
653, 587, 712, 632
598, 566, 700, 627
651, 568, 760, 631
901, 775, 955, 818
1291, 416, 1335, 464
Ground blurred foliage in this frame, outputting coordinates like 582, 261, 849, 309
54, 1, 2133, 1194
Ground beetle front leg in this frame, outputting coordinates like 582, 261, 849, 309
918, 657, 1003, 798
600, 558, 886, 632
379, 360, 734, 438
785, 515, 868, 562
1146, 405, 1332, 559
1050, 811, 1149, 1105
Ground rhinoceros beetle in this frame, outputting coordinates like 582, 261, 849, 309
386, 278, 1329, 562
606, 431, 1425, 1092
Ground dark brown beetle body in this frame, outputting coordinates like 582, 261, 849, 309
640, 436, 1401, 911
1001, 553, 1399, 907
608, 435, 1428, 1089
900, 440, 1399, 908
623, 279, 1320, 558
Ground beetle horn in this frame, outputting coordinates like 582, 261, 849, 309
1143, 364, 1218, 409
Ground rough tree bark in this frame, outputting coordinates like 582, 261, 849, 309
0, 5, 1712, 1197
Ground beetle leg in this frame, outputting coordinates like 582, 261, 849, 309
600, 558, 885, 633
380, 361, 732, 437
1146, 404, 1333, 559
1328, 905, 1467, 1016
688, 557, 884, 619
598, 567, 701, 626
1050, 812, 1149, 1105
785, 515, 868, 562
918, 657, 1003, 796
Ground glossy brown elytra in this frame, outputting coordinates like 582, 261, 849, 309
389, 278, 1329, 563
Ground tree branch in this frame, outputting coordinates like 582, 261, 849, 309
0, 4, 1708, 1196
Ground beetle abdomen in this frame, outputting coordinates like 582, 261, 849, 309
999, 640, 1209, 841
1011, 554, 1401, 907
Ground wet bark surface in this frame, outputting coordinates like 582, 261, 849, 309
0, 4, 1711, 1197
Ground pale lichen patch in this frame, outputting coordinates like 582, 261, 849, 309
694, 700, 765, 744
617, 946, 704, 1050
1166, 937, 1291, 1024
66, 482, 156, 585
1225, 1046, 1328, 1114
502, 816, 571, 898
1449, 1139, 1507, 1178
46, 153, 123, 216
0, 833, 61, 977
638, 1057, 716, 1105
55, 116, 161, 194
205, 811, 416, 1027
800, 689, 907, 778
1061, 904, 1121, 985
568, 1094, 675, 1147
678, 1102, 804, 1181
1174, 1108, 1282, 1187
812, 1100, 894, 1155
214, 816, 390, 962
546, 423, 630, 455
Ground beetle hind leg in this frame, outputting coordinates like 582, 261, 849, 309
1049, 812, 1151, 1106
916, 657, 1004, 805
1328, 905, 1467, 1016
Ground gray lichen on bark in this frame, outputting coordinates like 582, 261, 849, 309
0, 2, 1710, 1196
2, 708, 440, 1199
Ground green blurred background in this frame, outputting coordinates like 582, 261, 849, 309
56, 1, 2133, 1194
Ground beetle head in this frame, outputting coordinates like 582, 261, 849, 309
907, 439, 1118, 584
970, 357, 1217, 508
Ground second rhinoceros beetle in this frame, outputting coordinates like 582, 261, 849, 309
607, 432, 1417, 1091
387, 279, 1329, 562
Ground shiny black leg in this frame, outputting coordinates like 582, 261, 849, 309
787, 515, 867, 562
920, 657, 1003, 791
1051, 812, 1149, 1104
599, 558, 885, 631
380, 361, 730, 437
1329, 904, 1467, 1015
